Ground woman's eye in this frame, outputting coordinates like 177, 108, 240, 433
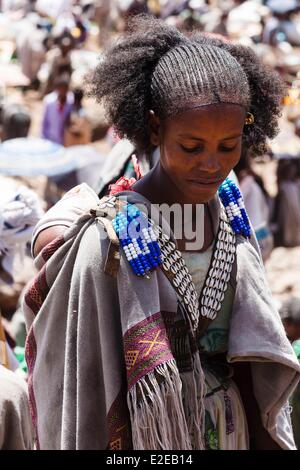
180, 144, 203, 153
219, 144, 238, 153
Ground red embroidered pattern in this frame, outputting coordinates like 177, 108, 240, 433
123, 312, 174, 390
41, 235, 65, 262
25, 236, 65, 316
24, 267, 49, 316
24, 236, 66, 448
25, 327, 40, 449
107, 386, 132, 450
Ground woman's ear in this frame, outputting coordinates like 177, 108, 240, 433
149, 110, 161, 146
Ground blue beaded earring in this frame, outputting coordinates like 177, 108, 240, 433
112, 203, 162, 277
218, 178, 251, 238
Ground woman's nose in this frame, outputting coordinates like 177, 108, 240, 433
197, 151, 222, 174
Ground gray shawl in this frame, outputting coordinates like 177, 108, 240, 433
23, 189, 300, 450
0, 365, 33, 449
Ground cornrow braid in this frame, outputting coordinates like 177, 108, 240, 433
86, 15, 187, 152
87, 15, 285, 155
191, 33, 286, 155
151, 43, 250, 117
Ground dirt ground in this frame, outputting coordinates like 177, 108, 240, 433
265, 246, 300, 303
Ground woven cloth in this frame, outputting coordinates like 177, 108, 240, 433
23, 187, 300, 449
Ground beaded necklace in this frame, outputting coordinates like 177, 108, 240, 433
107, 178, 251, 331
155, 204, 236, 332
112, 202, 162, 277
218, 178, 251, 238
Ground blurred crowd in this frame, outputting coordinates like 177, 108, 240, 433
1, 0, 300, 450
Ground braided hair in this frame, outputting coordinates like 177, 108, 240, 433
87, 15, 285, 155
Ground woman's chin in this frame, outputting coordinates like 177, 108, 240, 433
184, 184, 217, 204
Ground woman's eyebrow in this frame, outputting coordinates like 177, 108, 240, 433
222, 134, 243, 141
177, 133, 243, 141
177, 134, 204, 140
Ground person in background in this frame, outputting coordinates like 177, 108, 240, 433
235, 148, 274, 262
16, 18, 48, 89
41, 74, 73, 145
44, 32, 74, 96
0, 359, 33, 449
273, 157, 300, 247
262, 0, 300, 47
280, 296, 300, 449
1, 104, 31, 141
294, 116, 300, 139
0, 182, 43, 450
64, 88, 92, 146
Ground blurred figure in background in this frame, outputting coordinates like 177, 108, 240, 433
280, 297, 300, 343
280, 296, 300, 449
0, 359, 33, 449
16, 18, 48, 90
64, 87, 92, 146
235, 148, 274, 262
0, 104, 31, 141
0, 181, 43, 450
41, 74, 73, 145
273, 157, 300, 247
294, 117, 300, 139
263, 0, 300, 47
94, 0, 119, 47
44, 32, 74, 96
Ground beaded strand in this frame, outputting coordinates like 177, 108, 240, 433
112, 203, 162, 277
218, 178, 251, 238
97, 195, 238, 331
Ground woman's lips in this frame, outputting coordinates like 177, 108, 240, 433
187, 177, 223, 187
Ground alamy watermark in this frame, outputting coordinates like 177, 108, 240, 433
98, 198, 206, 251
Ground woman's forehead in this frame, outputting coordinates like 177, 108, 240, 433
163, 103, 246, 136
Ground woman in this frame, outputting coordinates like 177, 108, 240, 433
24, 17, 300, 450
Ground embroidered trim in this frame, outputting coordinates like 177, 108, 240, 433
24, 266, 49, 316
107, 386, 132, 450
25, 327, 40, 449
41, 235, 65, 262
123, 312, 174, 390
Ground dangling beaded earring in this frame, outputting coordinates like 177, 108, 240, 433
112, 203, 162, 277
218, 178, 251, 238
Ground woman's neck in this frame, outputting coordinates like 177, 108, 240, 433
132, 163, 215, 252
132, 162, 204, 206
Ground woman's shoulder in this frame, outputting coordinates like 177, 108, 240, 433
229, 231, 263, 292
77, 218, 112, 268
69, 193, 129, 280
32, 183, 102, 257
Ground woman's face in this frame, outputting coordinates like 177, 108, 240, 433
150, 104, 246, 203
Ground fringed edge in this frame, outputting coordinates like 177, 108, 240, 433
127, 360, 193, 450
181, 352, 206, 450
